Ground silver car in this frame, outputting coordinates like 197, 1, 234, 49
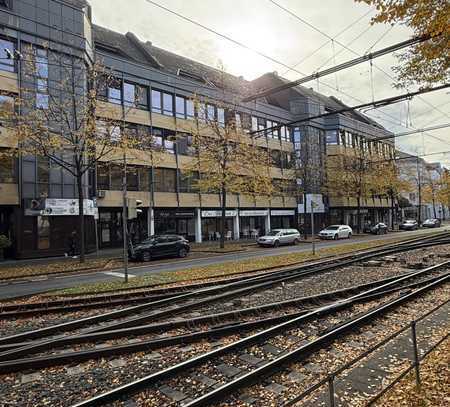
319, 225, 353, 240
257, 229, 301, 247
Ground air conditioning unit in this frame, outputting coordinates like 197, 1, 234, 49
97, 190, 106, 199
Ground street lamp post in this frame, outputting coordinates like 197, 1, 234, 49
311, 199, 316, 255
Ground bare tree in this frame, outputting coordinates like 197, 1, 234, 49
1, 46, 144, 262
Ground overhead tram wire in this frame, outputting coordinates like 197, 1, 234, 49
242, 34, 435, 102
141, 0, 403, 117
268, 0, 449, 122
248, 84, 450, 138
141, 0, 447, 149
277, 4, 375, 76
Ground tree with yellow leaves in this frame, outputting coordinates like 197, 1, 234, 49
356, 0, 449, 88
437, 169, 450, 219
186, 99, 273, 249
0, 47, 147, 262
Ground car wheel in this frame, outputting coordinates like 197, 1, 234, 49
348, 232, 352, 239
142, 251, 151, 262
293, 238, 300, 245
178, 248, 188, 258
333, 234, 338, 240
273, 240, 280, 248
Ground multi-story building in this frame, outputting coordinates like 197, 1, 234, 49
0, 0, 399, 259
251, 72, 396, 231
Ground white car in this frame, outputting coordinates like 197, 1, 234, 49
319, 225, 352, 240
257, 229, 301, 247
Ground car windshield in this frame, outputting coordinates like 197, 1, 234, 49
267, 230, 281, 236
325, 226, 339, 230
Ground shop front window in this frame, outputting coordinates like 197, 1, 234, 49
37, 216, 50, 250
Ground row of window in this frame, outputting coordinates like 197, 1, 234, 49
326, 130, 395, 157
95, 165, 296, 196
99, 77, 294, 141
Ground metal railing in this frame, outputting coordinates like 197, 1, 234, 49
283, 299, 449, 407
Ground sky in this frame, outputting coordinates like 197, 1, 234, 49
88, 0, 450, 167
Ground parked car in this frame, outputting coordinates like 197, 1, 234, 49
366, 222, 389, 235
399, 219, 419, 231
318, 225, 352, 240
422, 218, 441, 228
257, 229, 301, 247
129, 235, 190, 262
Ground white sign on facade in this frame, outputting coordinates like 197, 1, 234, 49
201, 210, 237, 218
297, 194, 326, 214
41, 199, 98, 217
239, 210, 268, 217
271, 210, 296, 216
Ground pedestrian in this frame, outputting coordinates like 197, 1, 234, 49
66, 230, 78, 258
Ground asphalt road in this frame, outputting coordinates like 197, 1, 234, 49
0, 227, 448, 300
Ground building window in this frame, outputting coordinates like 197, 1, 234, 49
179, 171, 199, 193
206, 104, 216, 121
217, 107, 225, 127
97, 162, 110, 190
151, 89, 162, 113
110, 165, 122, 190
186, 99, 194, 119
235, 112, 242, 128
326, 130, 338, 145
197, 102, 206, 121
154, 168, 177, 192
37, 216, 50, 250
177, 133, 195, 156
251, 116, 258, 131
0, 151, 15, 183
0, 93, 14, 114
139, 167, 150, 191
34, 48, 49, 109
0, 1, 12, 10
0, 38, 15, 72
108, 78, 122, 105
175, 96, 186, 118
164, 131, 176, 154
127, 167, 139, 191
162, 92, 173, 116
124, 82, 148, 109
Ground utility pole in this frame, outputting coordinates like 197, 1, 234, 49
416, 157, 422, 225
122, 150, 128, 284
311, 199, 316, 255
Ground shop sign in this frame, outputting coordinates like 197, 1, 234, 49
271, 210, 295, 216
201, 210, 237, 218
26, 199, 98, 217
175, 211, 195, 218
239, 210, 268, 217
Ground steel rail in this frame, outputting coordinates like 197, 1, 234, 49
0, 270, 445, 374
0, 268, 426, 363
71, 261, 450, 407
183, 274, 450, 407
0, 234, 448, 351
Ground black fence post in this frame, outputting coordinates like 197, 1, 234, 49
328, 375, 335, 407
410, 320, 421, 387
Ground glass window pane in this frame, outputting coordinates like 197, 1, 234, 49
207, 104, 215, 121
186, 99, 194, 118
124, 82, 135, 106
0, 94, 14, 113
175, 96, 185, 118
251, 116, 258, 131
0, 38, 15, 72
197, 102, 206, 121
217, 108, 225, 126
151, 89, 162, 113
163, 93, 173, 115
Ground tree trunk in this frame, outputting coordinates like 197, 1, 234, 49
76, 175, 85, 263
220, 185, 226, 249
357, 196, 361, 234
303, 193, 308, 240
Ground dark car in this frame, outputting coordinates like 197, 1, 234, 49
422, 218, 441, 228
366, 222, 388, 235
399, 219, 419, 231
129, 235, 190, 262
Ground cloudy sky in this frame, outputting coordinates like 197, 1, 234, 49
89, 0, 449, 166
